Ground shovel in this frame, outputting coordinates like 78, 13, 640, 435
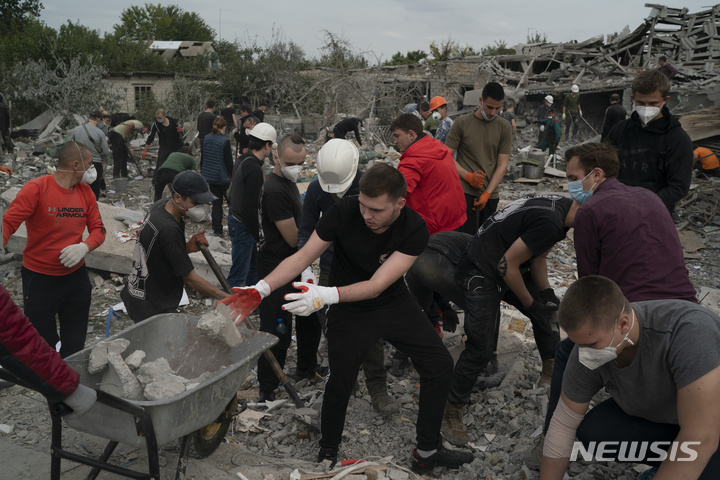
198, 244, 305, 409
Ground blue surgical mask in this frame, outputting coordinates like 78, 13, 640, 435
568, 170, 597, 204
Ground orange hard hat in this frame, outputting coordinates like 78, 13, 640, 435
429, 96, 448, 111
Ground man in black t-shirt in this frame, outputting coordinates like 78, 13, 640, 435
121, 171, 229, 322
255, 134, 308, 402
441, 195, 579, 446
229, 163, 473, 473
220, 99, 237, 135
196, 99, 217, 145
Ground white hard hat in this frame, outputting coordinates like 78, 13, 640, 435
248, 122, 277, 143
571, 85, 579, 93
544, 95, 554, 104
316, 139, 359, 194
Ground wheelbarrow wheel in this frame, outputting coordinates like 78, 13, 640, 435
185, 397, 235, 459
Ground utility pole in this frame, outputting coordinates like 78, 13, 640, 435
219, 9, 222, 41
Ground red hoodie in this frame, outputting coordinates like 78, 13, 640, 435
398, 134, 466, 234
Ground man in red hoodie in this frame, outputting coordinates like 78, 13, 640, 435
392, 113, 466, 234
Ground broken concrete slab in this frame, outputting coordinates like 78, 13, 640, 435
124, 350, 146, 369
100, 351, 143, 400
143, 377, 186, 401
196, 308, 244, 347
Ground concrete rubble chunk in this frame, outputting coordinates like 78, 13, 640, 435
106, 338, 131, 356
100, 352, 143, 400
143, 377, 187, 401
87, 343, 108, 374
197, 307, 244, 347
124, 350, 146, 369
0, 424, 14, 435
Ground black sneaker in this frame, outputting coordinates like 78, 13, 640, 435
317, 446, 338, 468
258, 390, 275, 403
411, 446, 474, 473
288, 368, 315, 382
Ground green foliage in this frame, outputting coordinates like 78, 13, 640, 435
481, 40, 516, 56
99, 34, 168, 72
11, 54, 122, 118
527, 31, 548, 44
428, 38, 478, 63
134, 91, 162, 124
316, 31, 368, 71
0, 17, 55, 83
114, 3, 215, 41
386, 50, 428, 66
0, 0, 43, 36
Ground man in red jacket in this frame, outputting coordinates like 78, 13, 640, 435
3, 142, 106, 358
392, 113, 466, 234
0, 285, 96, 415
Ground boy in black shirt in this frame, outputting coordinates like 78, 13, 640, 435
233, 163, 473, 473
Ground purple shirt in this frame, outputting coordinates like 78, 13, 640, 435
574, 178, 697, 303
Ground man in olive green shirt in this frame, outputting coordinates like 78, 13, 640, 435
562, 85, 583, 142
445, 82, 513, 234
154, 146, 198, 200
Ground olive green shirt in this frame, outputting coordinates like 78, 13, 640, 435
444, 111, 513, 198
563, 94, 581, 114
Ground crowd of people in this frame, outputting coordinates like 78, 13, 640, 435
3, 63, 720, 478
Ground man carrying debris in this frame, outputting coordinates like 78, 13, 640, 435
254, 134, 308, 403
145, 109, 184, 196
600, 93, 626, 142
0, 284, 97, 414
332, 117, 363, 146
109, 118, 149, 179
71, 110, 111, 200
3, 142, 106, 358
429, 96, 452, 143
442, 195, 578, 446
227, 123, 277, 288
121, 171, 228, 323
657, 55, 678, 80
562, 85, 582, 142
528, 142, 698, 470
539, 275, 720, 480
445, 82, 513, 234
233, 163, 474, 473
606, 69, 693, 214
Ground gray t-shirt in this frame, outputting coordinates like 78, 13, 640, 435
563, 299, 720, 425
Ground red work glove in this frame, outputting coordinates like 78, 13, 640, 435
218, 281, 271, 324
0, 166, 12, 175
473, 191, 491, 211
186, 230, 208, 253
464, 170, 486, 189
141, 148, 147, 160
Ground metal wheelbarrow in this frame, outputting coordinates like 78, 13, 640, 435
54, 312, 277, 480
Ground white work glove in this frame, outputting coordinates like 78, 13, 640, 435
540, 125, 545, 132
59, 242, 89, 268
283, 282, 339, 316
63, 384, 97, 416
301, 266, 317, 284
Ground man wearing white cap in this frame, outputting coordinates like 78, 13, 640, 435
538, 95, 555, 146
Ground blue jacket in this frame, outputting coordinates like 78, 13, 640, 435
298, 171, 362, 272
201, 133, 232, 185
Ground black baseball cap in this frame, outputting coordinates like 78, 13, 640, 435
172, 171, 217, 204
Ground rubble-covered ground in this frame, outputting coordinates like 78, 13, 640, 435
1, 126, 719, 479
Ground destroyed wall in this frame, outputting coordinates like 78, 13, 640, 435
103, 72, 177, 115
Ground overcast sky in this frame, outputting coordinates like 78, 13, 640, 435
41, 2, 713, 62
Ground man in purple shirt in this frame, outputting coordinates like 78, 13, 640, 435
657, 56, 678, 80
531, 142, 698, 467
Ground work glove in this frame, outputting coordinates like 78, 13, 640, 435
0, 165, 12, 175
141, 148, 147, 160
283, 282, 339, 316
301, 266, 316, 284
472, 191, 491, 211
539, 288, 561, 308
526, 299, 559, 317
59, 242, 89, 268
218, 280, 271, 325
562, 114, 566, 120
441, 306, 459, 333
464, 170, 487, 189
63, 384, 97, 417
186, 230, 208, 253
539, 125, 545, 132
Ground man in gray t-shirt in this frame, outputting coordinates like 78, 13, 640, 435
540, 275, 720, 480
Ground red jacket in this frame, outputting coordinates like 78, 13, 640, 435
0, 285, 79, 399
398, 134, 467, 234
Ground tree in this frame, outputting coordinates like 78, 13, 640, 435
12, 54, 122, 118
481, 40, 516, 56
165, 76, 213, 125
316, 31, 368, 72
527, 31, 548, 44
428, 38, 478, 63
114, 4, 215, 41
386, 50, 428, 66
0, 0, 43, 36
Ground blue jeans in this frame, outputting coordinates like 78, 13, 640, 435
227, 215, 258, 287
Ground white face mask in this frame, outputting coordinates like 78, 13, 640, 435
281, 164, 303, 183
578, 305, 635, 370
634, 105, 662, 125
186, 204, 209, 222
81, 164, 97, 184
431, 111, 441, 120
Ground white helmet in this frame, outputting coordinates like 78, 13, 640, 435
316, 139, 359, 195
571, 84, 579, 93
248, 122, 277, 143
544, 95, 554, 104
